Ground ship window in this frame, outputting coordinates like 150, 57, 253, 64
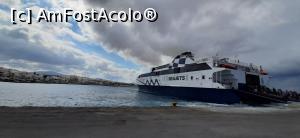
155, 72, 159, 75
202, 75, 205, 80
191, 76, 193, 80
179, 58, 186, 64
174, 68, 180, 73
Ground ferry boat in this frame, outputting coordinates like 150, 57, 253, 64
136, 52, 298, 104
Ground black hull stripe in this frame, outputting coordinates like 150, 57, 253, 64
138, 85, 287, 105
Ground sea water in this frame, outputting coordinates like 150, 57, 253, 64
0, 82, 299, 113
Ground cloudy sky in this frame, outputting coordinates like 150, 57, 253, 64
0, 0, 299, 90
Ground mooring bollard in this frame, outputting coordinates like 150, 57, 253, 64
172, 102, 177, 107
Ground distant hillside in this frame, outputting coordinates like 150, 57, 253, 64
35, 71, 63, 76
0, 67, 134, 87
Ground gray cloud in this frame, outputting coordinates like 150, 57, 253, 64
0, 28, 85, 66
0, 27, 131, 80
84, 0, 271, 65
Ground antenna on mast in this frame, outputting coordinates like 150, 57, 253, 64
215, 52, 220, 58
234, 54, 238, 59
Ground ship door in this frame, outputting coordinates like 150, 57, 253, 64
245, 73, 260, 87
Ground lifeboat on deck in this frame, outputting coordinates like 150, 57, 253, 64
259, 66, 268, 75
260, 69, 268, 75
219, 64, 237, 69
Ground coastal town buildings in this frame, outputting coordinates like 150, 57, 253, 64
0, 67, 131, 86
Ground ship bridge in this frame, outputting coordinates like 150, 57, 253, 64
213, 57, 267, 75
151, 52, 196, 72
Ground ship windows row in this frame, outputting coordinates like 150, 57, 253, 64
139, 63, 212, 78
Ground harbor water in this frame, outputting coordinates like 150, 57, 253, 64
0, 82, 299, 113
